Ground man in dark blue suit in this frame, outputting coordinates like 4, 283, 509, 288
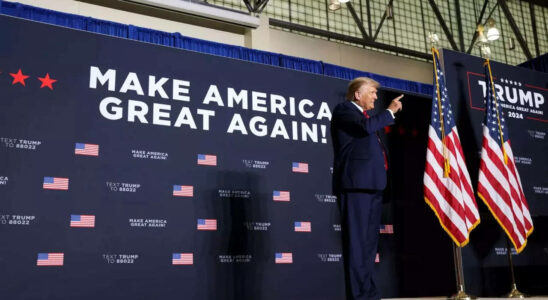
331, 77, 402, 300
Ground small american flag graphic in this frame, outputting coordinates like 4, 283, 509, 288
292, 162, 308, 173
273, 191, 290, 202
197, 154, 217, 166
37, 253, 64, 266
379, 224, 394, 234
74, 143, 99, 156
197, 219, 217, 231
70, 215, 95, 228
294, 221, 311, 232
275, 252, 293, 264
172, 253, 193, 265
43, 177, 69, 190
173, 185, 193, 197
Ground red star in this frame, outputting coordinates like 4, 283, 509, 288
38, 73, 57, 90
10, 69, 30, 86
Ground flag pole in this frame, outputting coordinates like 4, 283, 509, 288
430, 47, 450, 178
426, 33, 476, 300
484, 59, 508, 164
504, 238, 526, 298
484, 53, 526, 299
449, 244, 475, 300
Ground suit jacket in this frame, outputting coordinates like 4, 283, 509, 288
331, 100, 395, 194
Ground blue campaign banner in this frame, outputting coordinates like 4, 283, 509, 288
6, 13, 547, 299
441, 49, 548, 295
442, 49, 548, 217
0, 15, 417, 299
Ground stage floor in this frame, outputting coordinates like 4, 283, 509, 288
384, 297, 548, 300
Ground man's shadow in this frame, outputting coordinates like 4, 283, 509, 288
197, 170, 267, 300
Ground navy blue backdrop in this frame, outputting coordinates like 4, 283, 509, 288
1, 12, 548, 300
442, 49, 548, 296
0, 15, 413, 300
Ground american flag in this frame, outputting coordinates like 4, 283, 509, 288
477, 60, 533, 253
294, 221, 311, 232
423, 49, 479, 247
75, 143, 99, 156
379, 224, 394, 234
275, 252, 293, 264
292, 162, 309, 173
197, 219, 217, 231
273, 190, 290, 202
172, 253, 193, 265
43, 177, 69, 190
37, 253, 64, 266
197, 154, 217, 166
70, 215, 95, 228
173, 185, 193, 197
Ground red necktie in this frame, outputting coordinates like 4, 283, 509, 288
363, 110, 388, 170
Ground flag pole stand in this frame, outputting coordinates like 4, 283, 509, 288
449, 244, 475, 300
504, 238, 526, 298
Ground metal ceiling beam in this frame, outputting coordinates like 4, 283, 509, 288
243, 0, 253, 14
454, 0, 465, 51
346, 2, 371, 41
523, 0, 548, 8
242, 0, 269, 14
256, 0, 269, 14
269, 18, 431, 60
469, 1, 499, 53
373, 0, 393, 41
366, 0, 372, 37
427, 0, 460, 51
498, 0, 533, 60
466, 0, 490, 54
529, 2, 540, 57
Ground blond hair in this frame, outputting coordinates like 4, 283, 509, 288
346, 77, 380, 101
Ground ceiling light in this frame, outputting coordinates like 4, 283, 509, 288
508, 37, 516, 50
386, 4, 393, 20
486, 27, 500, 41
485, 18, 500, 41
329, 0, 341, 11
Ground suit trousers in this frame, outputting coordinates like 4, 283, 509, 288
338, 190, 383, 300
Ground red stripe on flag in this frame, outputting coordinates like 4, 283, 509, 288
424, 186, 467, 243
424, 163, 467, 221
